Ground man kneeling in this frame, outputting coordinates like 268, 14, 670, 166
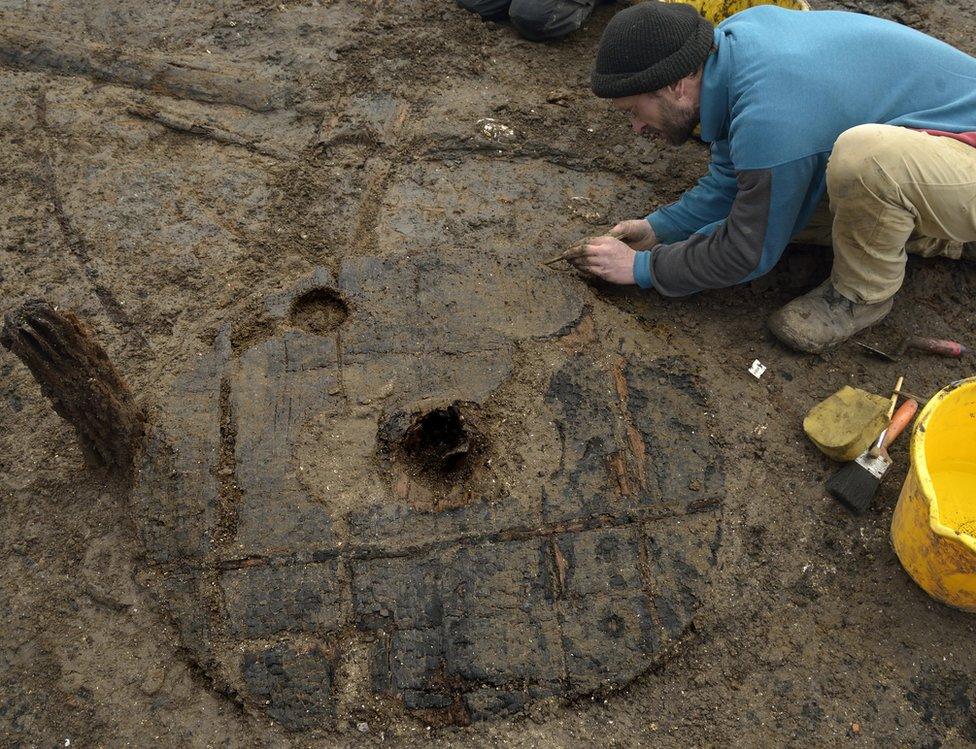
574, 2, 976, 353
457, 0, 607, 41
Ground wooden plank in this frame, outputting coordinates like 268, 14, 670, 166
0, 23, 296, 112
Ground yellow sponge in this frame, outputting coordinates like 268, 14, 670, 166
804, 386, 890, 462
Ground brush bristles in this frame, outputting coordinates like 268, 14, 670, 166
827, 461, 881, 515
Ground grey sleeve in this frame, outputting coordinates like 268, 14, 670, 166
647, 169, 773, 297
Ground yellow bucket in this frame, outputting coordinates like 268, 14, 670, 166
891, 377, 976, 612
668, 0, 810, 25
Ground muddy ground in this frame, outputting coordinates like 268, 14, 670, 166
1, 0, 975, 746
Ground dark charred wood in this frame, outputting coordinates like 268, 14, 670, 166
1, 299, 144, 479
127, 101, 292, 159
0, 23, 295, 112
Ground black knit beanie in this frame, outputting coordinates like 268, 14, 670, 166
592, 2, 714, 98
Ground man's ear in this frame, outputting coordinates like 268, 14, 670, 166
672, 74, 696, 103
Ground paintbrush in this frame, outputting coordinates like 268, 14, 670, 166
826, 398, 918, 515
543, 228, 626, 266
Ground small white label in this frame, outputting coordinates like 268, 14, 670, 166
748, 360, 767, 379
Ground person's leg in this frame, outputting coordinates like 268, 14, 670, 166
792, 188, 965, 256
828, 125, 976, 302
457, 0, 512, 22
769, 125, 976, 353
770, 124, 976, 353
790, 197, 833, 246
508, 0, 597, 40
904, 234, 962, 259
789, 181, 966, 278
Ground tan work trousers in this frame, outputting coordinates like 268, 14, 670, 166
791, 124, 976, 303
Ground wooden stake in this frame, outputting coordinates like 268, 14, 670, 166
1, 299, 144, 479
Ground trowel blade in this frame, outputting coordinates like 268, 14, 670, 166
854, 341, 898, 362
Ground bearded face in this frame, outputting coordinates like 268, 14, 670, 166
613, 86, 701, 146
652, 94, 700, 145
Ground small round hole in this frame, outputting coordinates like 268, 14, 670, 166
289, 288, 349, 336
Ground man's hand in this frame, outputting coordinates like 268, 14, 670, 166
610, 218, 657, 250
566, 235, 637, 285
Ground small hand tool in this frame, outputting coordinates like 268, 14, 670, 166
543, 228, 625, 266
826, 398, 919, 515
855, 336, 970, 362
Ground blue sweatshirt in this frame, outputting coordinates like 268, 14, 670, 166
635, 7, 976, 295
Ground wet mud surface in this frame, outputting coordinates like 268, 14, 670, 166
1, 0, 975, 746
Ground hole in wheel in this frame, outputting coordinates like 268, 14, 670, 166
289, 288, 349, 336
377, 401, 488, 510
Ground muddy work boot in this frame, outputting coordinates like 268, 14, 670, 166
768, 280, 894, 354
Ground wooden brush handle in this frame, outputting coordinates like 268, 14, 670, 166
887, 375, 904, 419
905, 337, 970, 358
881, 399, 918, 450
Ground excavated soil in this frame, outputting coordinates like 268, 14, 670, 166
1, 0, 975, 746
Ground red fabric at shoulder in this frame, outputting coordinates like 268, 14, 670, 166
919, 129, 976, 148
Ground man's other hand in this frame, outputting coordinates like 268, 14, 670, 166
610, 218, 657, 250
567, 235, 637, 285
